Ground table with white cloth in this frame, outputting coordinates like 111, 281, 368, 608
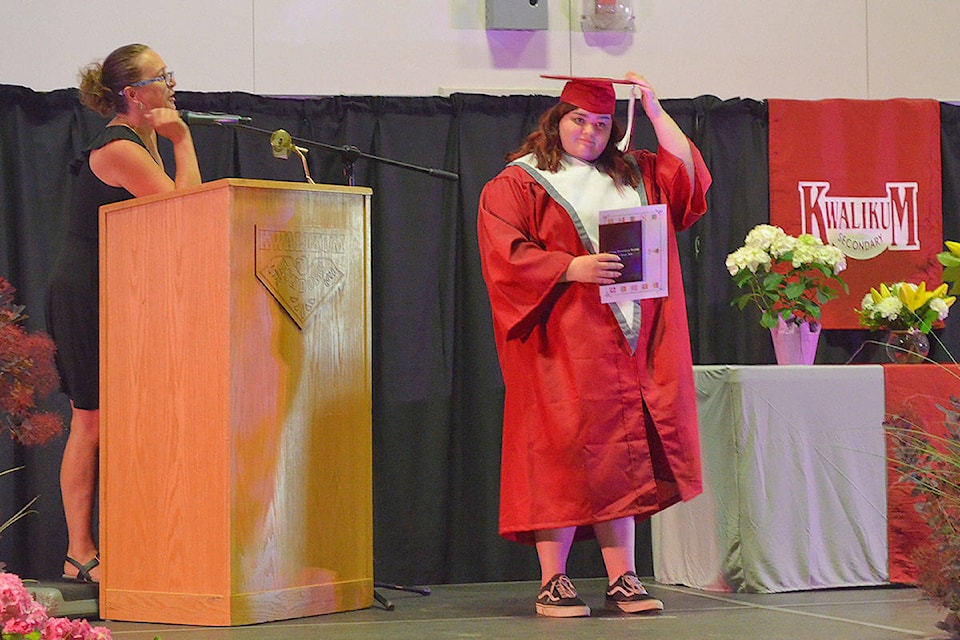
651, 365, 889, 593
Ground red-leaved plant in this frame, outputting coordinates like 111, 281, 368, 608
0, 277, 63, 446
0, 281, 105, 638
888, 397, 960, 638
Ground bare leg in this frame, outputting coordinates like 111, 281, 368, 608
60, 402, 101, 581
534, 526, 577, 584
533, 525, 590, 617
595, 516, 662, 612
594, 516, 636, 583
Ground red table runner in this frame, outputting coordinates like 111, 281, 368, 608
883, 363, 959, 584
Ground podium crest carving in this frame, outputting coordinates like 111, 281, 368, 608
255, 226, 347, 329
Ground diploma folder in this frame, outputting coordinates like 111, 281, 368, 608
598, 204, 668, 304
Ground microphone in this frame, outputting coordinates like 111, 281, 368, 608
179, 110, 252, 126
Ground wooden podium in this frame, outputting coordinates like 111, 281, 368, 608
98, 179, 373, 626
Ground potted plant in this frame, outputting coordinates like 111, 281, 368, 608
887, 395, 960, 638
726, 224, 848, 364
0, 570, 112, 639
0, 277, 63, 446
0, 278, 107, 638
855, 281, 955, 363
880, 241, 960, 636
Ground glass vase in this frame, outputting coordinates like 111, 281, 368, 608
884, 328, 930, 364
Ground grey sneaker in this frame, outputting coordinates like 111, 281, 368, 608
605, 571, 664, 613
536, 574, 591, 617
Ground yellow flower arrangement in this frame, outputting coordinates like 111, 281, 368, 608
856, 281, 956, 334
937, 240, 960, 294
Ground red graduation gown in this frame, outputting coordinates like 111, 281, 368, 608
477, 145, 712, 544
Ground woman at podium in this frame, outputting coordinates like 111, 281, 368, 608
45, 43, 201, 583
477, 73, 711, 617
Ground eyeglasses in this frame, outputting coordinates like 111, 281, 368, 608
128, 70, 175, 88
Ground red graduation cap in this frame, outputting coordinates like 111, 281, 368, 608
541, 74, 639, 150
541, 74, 636, 115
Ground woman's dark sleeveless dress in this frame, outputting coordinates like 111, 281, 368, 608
45, 126, 147, 410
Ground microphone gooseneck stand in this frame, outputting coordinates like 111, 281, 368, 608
210, 118, 451, 610
235, 123, 459, 186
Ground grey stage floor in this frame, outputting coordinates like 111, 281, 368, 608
46, 577, 953, 640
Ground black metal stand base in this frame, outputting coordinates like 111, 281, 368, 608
373, 581, 432, 611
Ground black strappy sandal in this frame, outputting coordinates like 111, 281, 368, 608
62, 554, 100, 583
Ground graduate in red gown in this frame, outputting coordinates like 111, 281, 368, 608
477, 74, 712, 617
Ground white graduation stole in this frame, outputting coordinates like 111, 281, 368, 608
510, 154, 647, 351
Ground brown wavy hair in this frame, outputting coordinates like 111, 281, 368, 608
77, 43, 150, 117
505, 102, 641, 189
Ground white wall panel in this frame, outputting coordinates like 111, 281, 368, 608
867, 0, 960, 100
1, 1, 958, 100
0, 1, 254, 93
251, 0, 574, 96
570, 0, 870, 100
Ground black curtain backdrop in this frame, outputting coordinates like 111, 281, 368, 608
2, 85, 959, 586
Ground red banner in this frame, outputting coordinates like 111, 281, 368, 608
768, 99, 942, 328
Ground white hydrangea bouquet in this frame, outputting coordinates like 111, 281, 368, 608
856, 281, 955, 334
726, 224, 848, 329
